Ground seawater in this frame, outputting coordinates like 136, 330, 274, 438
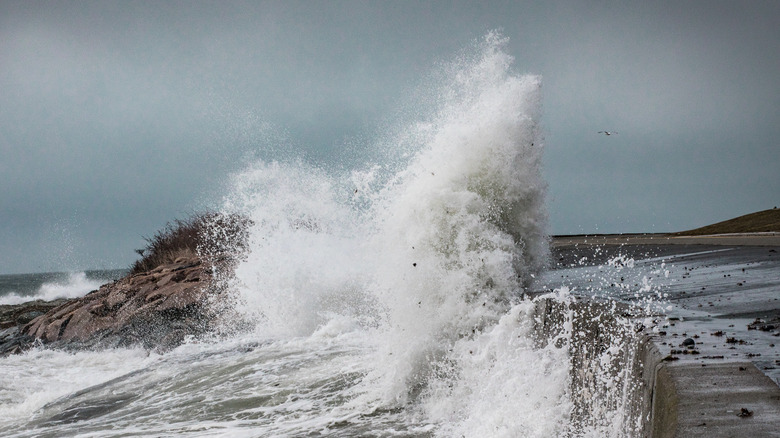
0, 270, 126, 305
0, 33, 643, 437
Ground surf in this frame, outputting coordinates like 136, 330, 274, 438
212, 31, 562, 435
0, 32, 643, 437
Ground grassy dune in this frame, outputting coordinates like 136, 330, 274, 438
675, 208, 780, 236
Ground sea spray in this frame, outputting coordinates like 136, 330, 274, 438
218, 31, 565, 434
0, 32, 652, 438
0, 272, 111, 305
221, 160, 377, 338
537, 248, 673, 437
421, 299, 572, 437
359, 32, 548, 407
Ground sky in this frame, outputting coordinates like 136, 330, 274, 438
1, 1, 778, 274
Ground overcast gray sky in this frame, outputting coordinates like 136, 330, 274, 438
1, 1, 778, 274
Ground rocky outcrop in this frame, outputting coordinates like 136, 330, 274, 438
0, 299, 69, 355
1, 299, 69, 330
4, 256, 222, 355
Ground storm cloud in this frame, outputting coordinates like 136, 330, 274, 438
1, 1, 778, 273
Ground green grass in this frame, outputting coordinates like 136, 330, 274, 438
130, 213, 250, 274
674, 208, 780, 236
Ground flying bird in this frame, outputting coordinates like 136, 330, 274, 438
598, 131, 618, 136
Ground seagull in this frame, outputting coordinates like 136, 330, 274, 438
598, 131, 618, 136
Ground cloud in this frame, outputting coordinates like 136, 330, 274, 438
1, 1, 778, 272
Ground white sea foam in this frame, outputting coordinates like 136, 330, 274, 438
0, 272, 103, 305
421, 301, 573, 437
0, 32, 643, 438
0, 347, 153, 430
218, 32, 567, 436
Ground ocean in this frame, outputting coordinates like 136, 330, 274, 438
0, 34, 645, 437
0, 270, 127, 306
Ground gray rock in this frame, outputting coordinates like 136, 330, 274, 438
2, 256, 229, 356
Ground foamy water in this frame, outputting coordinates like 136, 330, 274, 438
0, 33, 644, 437
0, 272, 110, 305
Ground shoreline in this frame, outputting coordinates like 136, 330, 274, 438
3, 234, 779, 435
552, 232, 780, 247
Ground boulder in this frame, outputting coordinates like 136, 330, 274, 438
10, 256, 224, 354
0, 299, 69, 355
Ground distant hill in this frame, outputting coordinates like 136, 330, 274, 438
675, 208, 780, 236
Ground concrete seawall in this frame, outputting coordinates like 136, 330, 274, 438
532, 296, 651, 435
539, 235, 780, 436
533, 296, 780, 437
650, 359, 780, 437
